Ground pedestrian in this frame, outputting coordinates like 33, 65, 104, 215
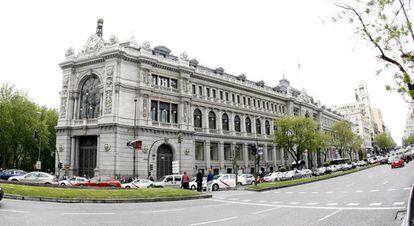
206, 169, 214, 192
196, 170, 203, 192
181, 172, 190, 189
128, 177, 133, 183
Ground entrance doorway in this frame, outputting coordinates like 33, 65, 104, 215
78, 136, 97, 178
156, 144, 173, 179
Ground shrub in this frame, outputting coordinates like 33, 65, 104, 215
278, 166, 287, 172
322, 162, 330, 167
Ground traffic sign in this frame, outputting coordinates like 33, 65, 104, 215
172, 160, 179, 174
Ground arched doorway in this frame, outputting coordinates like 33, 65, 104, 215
156, 144, 173, 179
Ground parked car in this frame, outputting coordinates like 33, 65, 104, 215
238, 174, 255, 185
263, 172, 284, 182
189, 177, 207, 190
8, 172, 58, 185
280, 170, 297, 181
122, 178, 154, 189
81, 176, 121, 188
153, 174, 182, 188
312, 167, 326, 176
388, 156, 399, 164
0, 169, 26, 180
356, 160, 368, 167
0, 185, 3, 201
299, 169, 312, 178
327, 165, 338, 172
341, 164, 353, 171
379, 157, 388, 164
211, 174, 236, 191
391, 159, 405, 168
59, 177, 88, 186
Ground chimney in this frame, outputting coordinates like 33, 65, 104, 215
96, 18, 104, 38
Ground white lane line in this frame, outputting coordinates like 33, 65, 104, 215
288, 202, 300, 205
355, 190, 364, 193
252, 207, 282, 215
140, 209, 184, 214
258, 200, 267, 203
319, 209, 342, 221
60, 212, 115, 215
393, 202, 405, 206
202, 203, 233, 209
382, 181, 388, 185
325, 191, 333, 194
285, 191, 293, 194
404, 187, 411, 190
273, 191, 281, 194
189, 216, 238, 226
272, 201, 282, 204
347, 203, 360, 206
243, 199, 251, 202
228, 198, 238, 201
370, 190, 380, 192
0, 209, 29, 213
387, 188, 397, 191
369, 203, 382, 206
306, 203, 318, 205
326, 203, 338, 206
311, 192, 319, 194
298, 191, 306, 194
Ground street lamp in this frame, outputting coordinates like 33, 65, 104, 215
133, 98, 137, 179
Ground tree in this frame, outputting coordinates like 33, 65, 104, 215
404, 134, 414, 146
274, 116, 319, 166
313, 131, 334, 164
335, 0, 414, 100
348, 134, 363, 160
331, 121, 355, 158
374, 132, 394, 152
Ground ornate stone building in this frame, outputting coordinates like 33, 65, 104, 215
56, 20, 344, 179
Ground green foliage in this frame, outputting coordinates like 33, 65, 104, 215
278, 166, 287, 172
322, 162, 330, 167
331, 121, 356, 158
373, 132, 394, 151
273, 116, 319, 163
335, 0, 414, 101
0, 83, 58, 172
404, 134, 414, 146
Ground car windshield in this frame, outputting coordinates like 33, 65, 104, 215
213, 175, 221, 180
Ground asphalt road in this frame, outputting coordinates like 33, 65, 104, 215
1, 163, 413, 226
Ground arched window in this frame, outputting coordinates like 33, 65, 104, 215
208, 111, 216, 129
265, 120, 270, 135
245, 117, 251, 133
234, 115, 241, 132
194, 109, 202, 128
222, 113, 229, 131
256, 118, 261, 134
79, 76, 101, 119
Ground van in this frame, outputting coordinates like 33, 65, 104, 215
153, 174, 182, 188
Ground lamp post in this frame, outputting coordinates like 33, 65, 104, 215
133, 98, 137, 179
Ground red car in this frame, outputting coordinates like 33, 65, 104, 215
391, 159, 405, 168
82, 176, 121, 188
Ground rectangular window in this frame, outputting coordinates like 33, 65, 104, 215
224, 144, 231, 161
151, 101, 158, 121
210, 143, 219, 161
237, 95, 240, 104
232, 94, 235, 102
152, 75, 158, 85
170, 79, 177, 89
263, 101, 266, 109
220, 91, 223, 100
159, 102, 170, 123
195, 141, 204, 161
248, 145, 254, 161
266, 102, 269, 110
212, 89, 216, 98
267, 147, 273, 160
159, 76, 169, 87
206, 88, 210, 97
235, 144, 243, 161
253, 99, 256, 107
276, 149, 281, 160
199, 86, 203, 96
192, 84, 196, 94
225, 92, 229, 101
248, 98, 251, 106
171, 104, 178, 124
243, 96, 246, 105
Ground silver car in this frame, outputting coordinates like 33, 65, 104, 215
8, 172, 58, 185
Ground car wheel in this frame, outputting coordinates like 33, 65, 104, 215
80, 184, 84, 187
274, 178, 278, 182
45, 182, 51, 185
111, 185, 116, 189
212, 184, 219, 191
60, 183, 66, 186
191, 185, 196, 190
11, 179, 18, 182
237, 182, 243, 186
125, 186, 131, 189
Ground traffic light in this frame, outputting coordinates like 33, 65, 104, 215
250, 144, 257, 156
178, 132, 183, 144
58, 162, 63, 169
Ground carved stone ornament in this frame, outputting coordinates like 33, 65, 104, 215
79, 34, 105, 57
180, 52, 188, 61
104, 66, 114, 114
143, 95, 148, 118
184, 149, 190, 156
65, 47, 75, 57
108, 35, 118, 45
142, 41, 151, 50
104, 144, 111, 152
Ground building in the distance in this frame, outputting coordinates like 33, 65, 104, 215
403, 104, 414, 143
56, 20, 345, 180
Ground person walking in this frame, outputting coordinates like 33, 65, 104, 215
196, 170, 203, 192
206, 169, 214, 192
181, 172, 190, 189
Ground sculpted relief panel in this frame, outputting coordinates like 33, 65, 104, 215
104, 66, 114, 114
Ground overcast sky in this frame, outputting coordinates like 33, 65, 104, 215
0, 0, 408, 145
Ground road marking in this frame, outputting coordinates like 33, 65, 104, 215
189, 216, 238, 226
288, 202, 300, 205
203, 203, 233, 209
319, 209, 342, 221
393, 202, 405, 206
382, 181, 388, 185
370, 190, 380, 192
369, 203, 382, 206
273, 191, 281, 194
306, 203, 318, 205
404, 187, 411, 190
355, 190, 364, 193
298, 191, 306, 194
228, 198, 238, 201
325, 191, 333, 194
258, 200, 267, 203
243, 199, 251, 202
60, 212, 115, 215
387, 188, 397, 191
272, 201, 282, 204
252, 207, 282, 215
347, 203, 360, 206
285, 191, 293, 194
0, 209, 29, 213
311, 192, 319, 194
140, 209, 184, 213
326, 203, 338, 206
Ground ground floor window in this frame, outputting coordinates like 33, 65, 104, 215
227, 168, 232, 173
195, 141, 204, 161
267, 147, 273, 160
248, 145, 254, 161
250, 167, 255, 174
224, 143, 231, 160
235, 144, 243, 161
210, 142, 219, 161
213, 168, 219, 175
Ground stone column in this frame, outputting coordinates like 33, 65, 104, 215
273, 146, 277, 168
219, 141, 224, 172
205, 141, 211, 170
252, 116, 256, 135
243, 143, 249, 169
241, 115, 246, 136
217, 110, 223, 134
229, 112, 235, 134
263, 143, 268, 163
204, 107, 209, 132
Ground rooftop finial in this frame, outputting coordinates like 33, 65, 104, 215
96, 18, 104, 38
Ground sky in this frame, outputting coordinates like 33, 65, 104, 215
0, 0, 408, 145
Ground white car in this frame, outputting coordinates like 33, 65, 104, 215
279, 170, 296, 181
211, 174, 237, 191
8, 172, 58, 185
238, 174, 254, 185
59, 177, 88, 186
189, 177, 207, 190
263, 172, 284, 182
153, 174, 182, 188
327, 165, 338, 172
122, 179, 154, 189
299, 169, 312, 178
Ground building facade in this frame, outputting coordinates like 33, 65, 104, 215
56, 21, 344, 179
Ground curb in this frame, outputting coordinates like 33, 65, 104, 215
245, 164, 379, 192
3, 194, 212, 203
